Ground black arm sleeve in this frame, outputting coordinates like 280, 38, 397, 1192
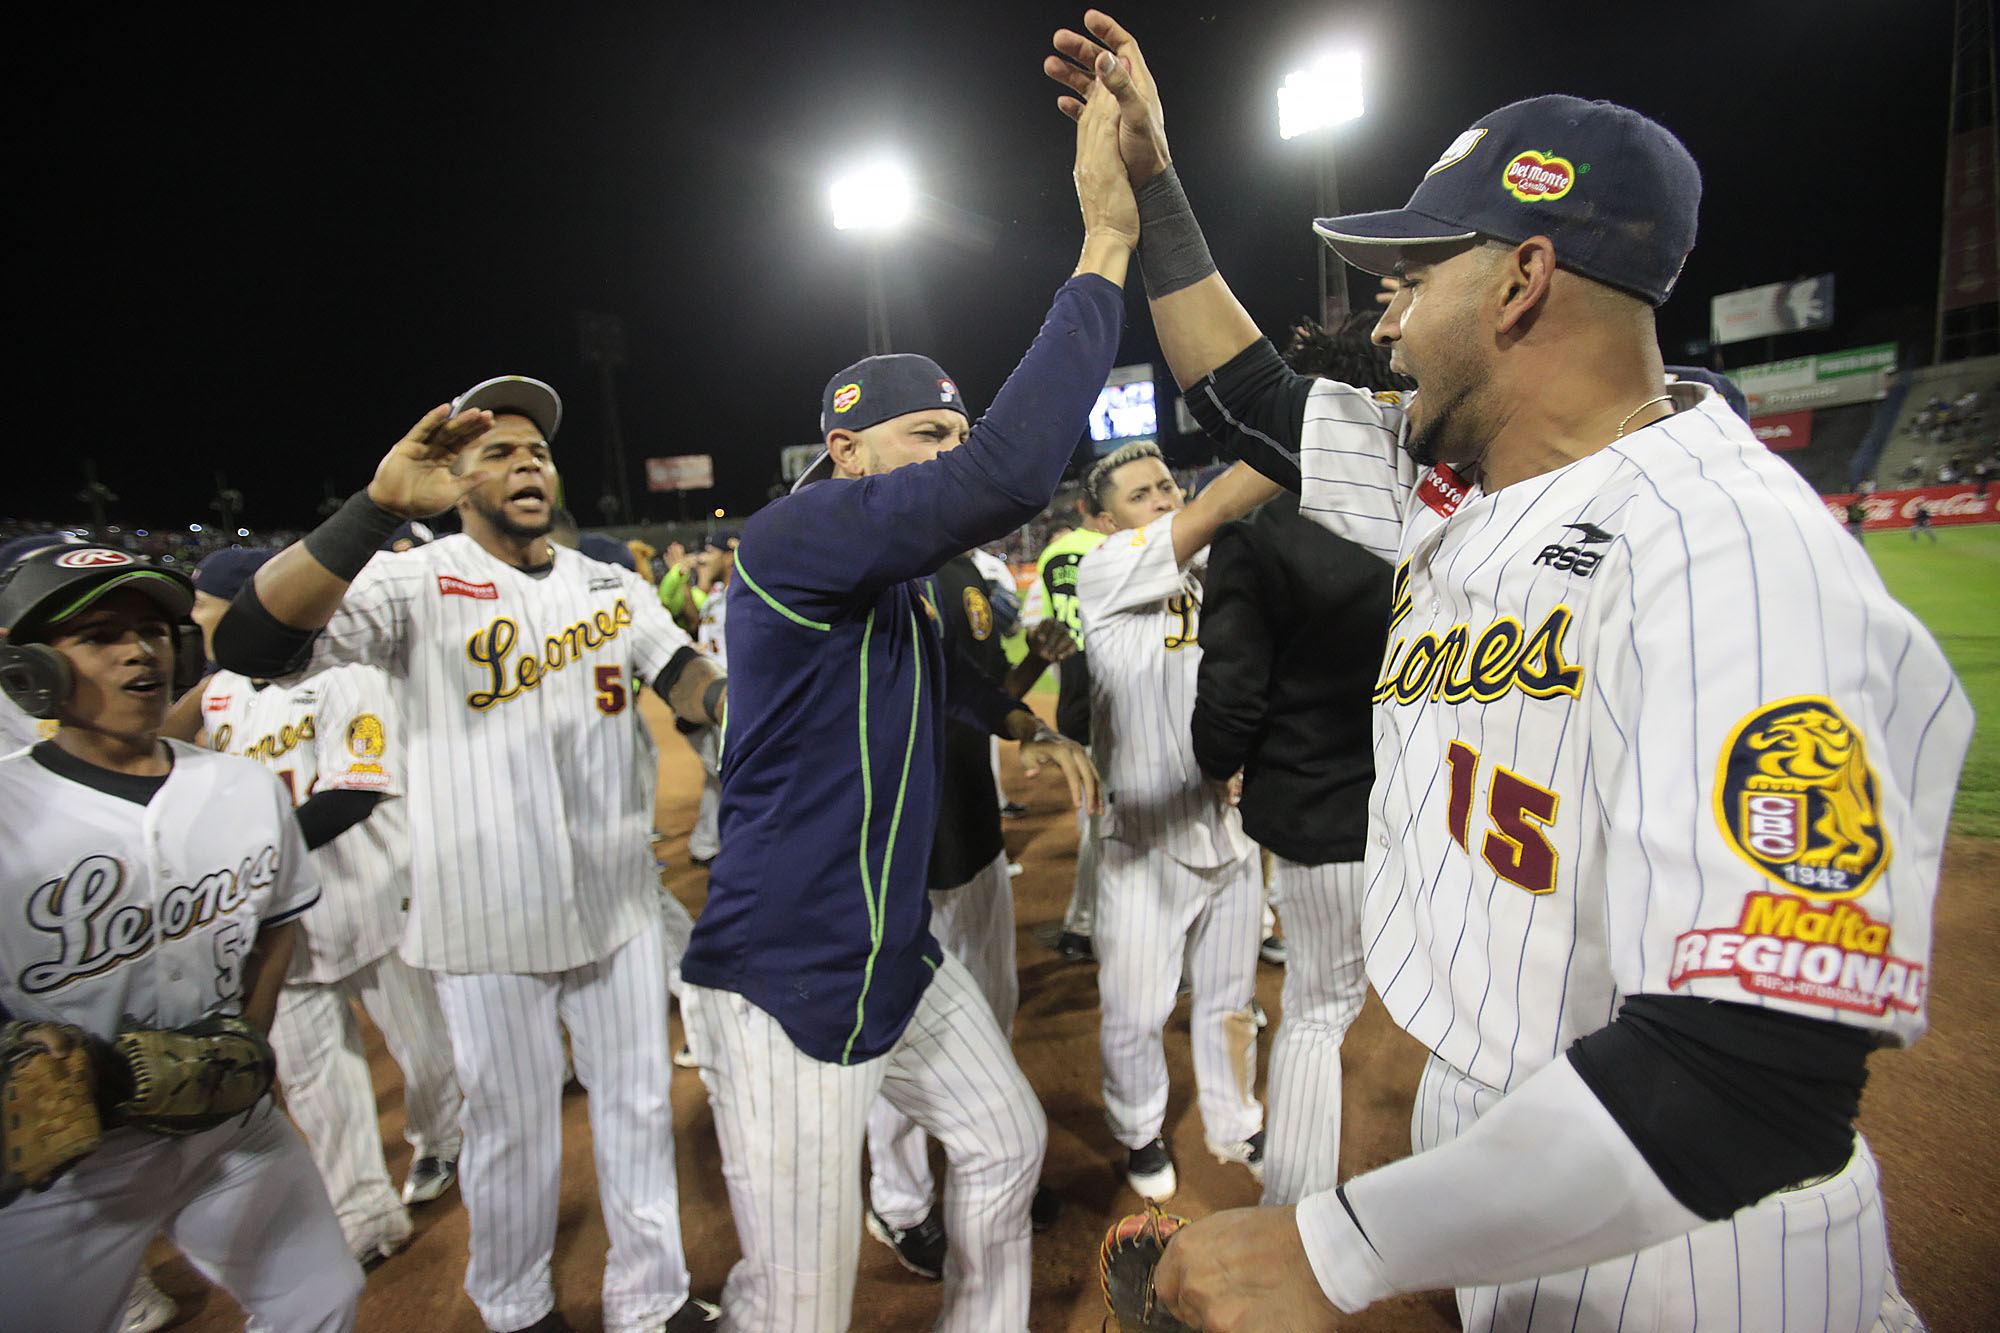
294, 789, 385, 851
1189, 521, 1275, 782
1182, 338, 1318, 494
1054, 652, 1092, 745
648, 645, 703, 708
213, 582, 321, 679
1567, 994, 1873, 1221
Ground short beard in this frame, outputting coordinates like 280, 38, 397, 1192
1401, 366, 1492, 475
466, 490, 554, 541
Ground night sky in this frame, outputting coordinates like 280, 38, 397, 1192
16, 1, 1958, 532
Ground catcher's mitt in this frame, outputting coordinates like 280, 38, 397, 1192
108, 1014, 276, 1135
1100, 1204, 1197, 1332
2, 1021, 103, 1206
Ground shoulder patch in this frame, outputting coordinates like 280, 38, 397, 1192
1129, 530, 1146, 547
1714, 696, 1889, 900
347, 713, 387, 760
961, 585, 993, 640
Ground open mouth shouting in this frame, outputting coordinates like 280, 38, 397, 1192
506, 483, 549, 514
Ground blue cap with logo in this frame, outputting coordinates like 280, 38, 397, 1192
192, 546, 276, 601
1314, 94, 1701, 306
793, 354, 970, 492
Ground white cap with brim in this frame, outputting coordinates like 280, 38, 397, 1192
452, 375, 563, 441
1311, 210, 1479, 279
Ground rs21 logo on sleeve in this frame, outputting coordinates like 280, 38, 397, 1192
1714, 696, 1888, 899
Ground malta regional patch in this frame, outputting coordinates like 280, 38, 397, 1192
962, 585, 993, 640
1714, 696, 1889, 900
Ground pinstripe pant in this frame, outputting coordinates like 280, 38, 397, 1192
433, 919, 688, 1333
684, 951, 1046, 1333
1415, 1055, 1927, 1332
1096, 836, 1263, 1151
1259, 857, 1366, 1206
866, 852, 1019, 1228
689, 725, 722, 862
270, 950, 464, 1248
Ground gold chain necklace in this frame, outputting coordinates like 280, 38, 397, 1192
1614, 394, 1674, 440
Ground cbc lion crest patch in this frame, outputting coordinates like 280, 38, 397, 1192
347, 713, 387, 760
1715, 696, 1888, 899
962, 586, 993, 640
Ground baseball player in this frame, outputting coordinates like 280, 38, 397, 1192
686, 532, 734, 867
209, 377, 727, 1333
189, 548, 465, 1264
675, 84, 1129, 1333
0, 545, 363, 1333
1075, 444, 1279, 1199
1049, 15, 1968, 1329
1027, 499, 1116, 960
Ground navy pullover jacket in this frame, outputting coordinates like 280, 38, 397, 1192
680, 274, 1124, 1064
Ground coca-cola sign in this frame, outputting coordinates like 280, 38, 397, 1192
1822, 484, 1997, 530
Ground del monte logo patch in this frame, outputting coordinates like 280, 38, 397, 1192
1503, 151, 1576, 202
832, 382, 862, 413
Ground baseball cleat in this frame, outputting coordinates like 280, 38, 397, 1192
660, 1297, 721, 1329
865, 1203, 947, 1280
1030, 1183, 1063, 1233
350, 1207, 414, 1268
1259, 935, 1288, 966
672, 1043, 698, 1069
402, 1155, 459, 1205
121, 1269, 176, 1333
1207, 1129, 1266, 1184
1054, 931, 1095, 963
1125, 1137, 1177, 1201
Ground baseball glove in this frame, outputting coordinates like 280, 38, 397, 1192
1, 1021, 103, 1206
107, 1014, 277, 1135
1100, 1204, 1197, 1332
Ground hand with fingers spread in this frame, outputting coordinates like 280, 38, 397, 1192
1046, 10, 1171, 186
365, 403, 497, 519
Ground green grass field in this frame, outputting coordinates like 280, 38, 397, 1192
1865, 524, 2000, 838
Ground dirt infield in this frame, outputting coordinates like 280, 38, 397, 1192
157, 701, 1999, 1331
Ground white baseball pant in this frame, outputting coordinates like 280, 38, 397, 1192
1415, 1055, 1927, 1332
0, 1104, 362, 1333
688, 725, 722, 863
432, 918, 689, 1333
866, 851, 1019, 1228
270, 950, 464, 1248
683, 950, 1046, 1332
1259, 856, 1367, 1206
1096, 836, 1263, 1152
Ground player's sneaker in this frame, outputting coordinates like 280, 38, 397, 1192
865, 1203, 946, 1280
350, 1206, 415, 1268
659, 1297, 722, 1329
121, 1269, 176, 1333
402, 1155, 459, 1205
1054, 931, 1095, 963
1126, 1137, 1177, 1201
672, 1043, 698, 1069
1259, 935, 1288, 966
1207, 1129, 1266, 1184
1251, 999, 1269, 1030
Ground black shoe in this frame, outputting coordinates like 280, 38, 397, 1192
1125, 1137, 1177, 1201
866, 1203, 946, 1280
1030, 1184, 1062, 1233
1000, 800, 1029, 819
496, 1314, 570, 1333
661, 1297, 721, 1329
1054, 931, 1095, 963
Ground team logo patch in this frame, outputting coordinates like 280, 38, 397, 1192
438, 575, 498, 599
347, 713, 386, 760
1503, 151, 1576, 202
1425, 127, 1487, 177
962, 586, 993, 640
1714, 697, 1889, 899
1669, 892, 1923, 1017
1416, 464, 1470, 517
832, 382, 862, 413
938, 378, 957, 403
54, 548, 133, 568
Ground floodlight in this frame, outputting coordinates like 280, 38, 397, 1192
1278, 52, 1365, 140
829, 162, 914, 232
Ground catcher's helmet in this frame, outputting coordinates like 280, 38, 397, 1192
0, 546, 198, 719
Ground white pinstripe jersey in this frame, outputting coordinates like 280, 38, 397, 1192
696, 579, 729, 669
202, 665, 408, 983
0, 693, 58, 754
1078, 510, 1253, 869
297, 534, 694, 974
1292, 381, 1969, 1092
0, 740, 320, 1038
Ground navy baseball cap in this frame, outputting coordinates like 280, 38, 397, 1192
575, 532, 637, 571
192, 546, 276, 601
1314, 95, 1701, 306
452, 375, 563, 441
793, 354, 970, 491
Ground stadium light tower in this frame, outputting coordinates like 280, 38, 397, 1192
1278, 51, 1365, 325
829, 160, 914, 355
